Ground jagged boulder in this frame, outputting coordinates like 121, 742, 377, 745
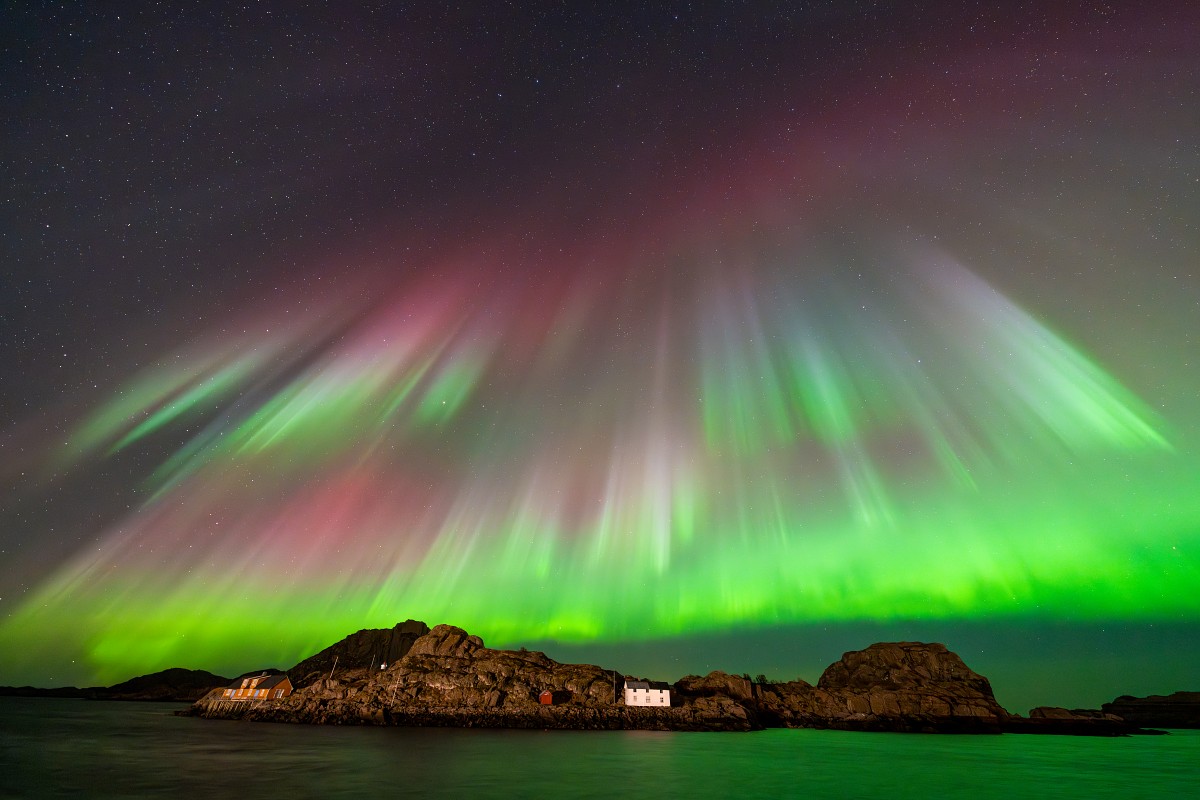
675, 671, 756, 701
405, 624, 485, 658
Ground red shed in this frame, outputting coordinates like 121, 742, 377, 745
539, 690, 554, 705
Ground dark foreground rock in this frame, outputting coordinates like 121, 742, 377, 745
1004, 707, 1165, 736
1009, 693, 1198, 734
1101, 692, 1200, 729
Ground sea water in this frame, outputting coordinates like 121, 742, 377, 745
1, 698, 1196, 799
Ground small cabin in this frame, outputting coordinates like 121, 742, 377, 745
539, 690, 554, 705
222, 673, 293, 701
624, 680, 670, 707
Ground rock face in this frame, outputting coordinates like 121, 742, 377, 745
675, 671, 758, 702
1101, 692, 1200, 728
818, 642, 994, 695
288, 620, 430, 687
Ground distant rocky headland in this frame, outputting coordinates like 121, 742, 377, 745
6, 620, 1195, 734
0, 667, 233, 703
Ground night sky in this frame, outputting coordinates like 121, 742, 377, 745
2, 2, 1198, 713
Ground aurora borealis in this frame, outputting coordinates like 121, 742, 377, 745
3, 3, 1198, 711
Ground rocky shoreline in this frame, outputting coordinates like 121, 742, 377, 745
175, 620, 1183, 735
189, 696, 755, 732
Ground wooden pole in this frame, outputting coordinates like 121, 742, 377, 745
328, 655, 338, 682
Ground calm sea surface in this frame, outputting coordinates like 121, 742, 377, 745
1, 698, 1196, 799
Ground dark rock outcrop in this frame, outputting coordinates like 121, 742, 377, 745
288, 620, 430, 687
1002, 706, 1156, 736
1006, 693, 1197, 734
1028, 706, 1123, 721
1101, 692, 1200, 729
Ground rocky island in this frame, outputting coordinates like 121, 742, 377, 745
177, 620, 1175, 735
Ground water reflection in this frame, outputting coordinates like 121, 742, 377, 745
2, 699, 1195, 799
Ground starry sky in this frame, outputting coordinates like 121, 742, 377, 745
2, 2, 1198, 712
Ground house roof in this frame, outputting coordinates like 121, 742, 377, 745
257, 674, 291, 690
624, 680, 670, 691
226, 673, 291, 690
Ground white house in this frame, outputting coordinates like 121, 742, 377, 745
624, 679, 670, 707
